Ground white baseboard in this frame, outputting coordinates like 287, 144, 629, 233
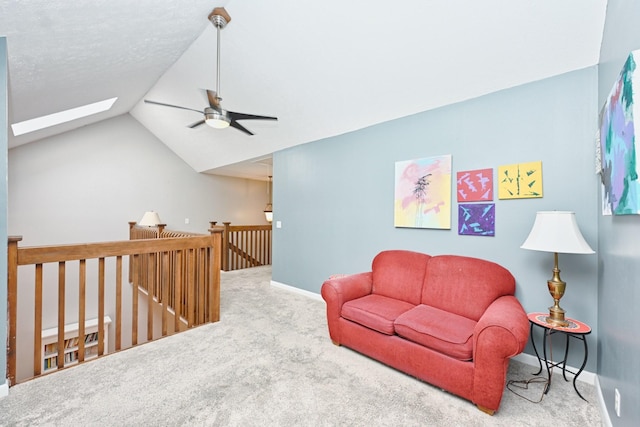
270, 280, 323, 301
0, 380, 8, 398
594, 375, 612, 427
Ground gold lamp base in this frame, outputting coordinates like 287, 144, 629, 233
545, 253, 570, 327
545, 306, 569, 327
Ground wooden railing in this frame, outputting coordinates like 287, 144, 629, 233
212, 221, 272, 271
128, 222, 219, 327
6, 229, 222, 386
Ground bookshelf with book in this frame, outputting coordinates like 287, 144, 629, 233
41, 316, 112, 373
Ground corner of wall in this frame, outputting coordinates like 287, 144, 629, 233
1, 35, 9, 394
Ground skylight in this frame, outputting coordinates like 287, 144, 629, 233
11, 97, 118, 136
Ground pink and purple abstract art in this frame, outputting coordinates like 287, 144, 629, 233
394, 155, 452, 229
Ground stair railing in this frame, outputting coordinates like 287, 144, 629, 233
6, 228, 222, 386
211, 221, 272, 271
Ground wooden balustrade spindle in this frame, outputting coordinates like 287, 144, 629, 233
98, 258, 105, 356
57, 262, 66, 370
78, 259, 86, 362
116, 256, 122, 351
33, 264, 43, 376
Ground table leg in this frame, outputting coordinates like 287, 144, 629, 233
530, 323, 543, 376
542, 328, 552, 394
562, 332, 571, 381
573, 336, 589, 402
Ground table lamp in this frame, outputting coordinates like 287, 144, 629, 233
139, 211, 162, 227
520, 211, 594, 326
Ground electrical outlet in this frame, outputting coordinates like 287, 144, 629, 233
184, 218, 190, 224
614, 388, 621, 417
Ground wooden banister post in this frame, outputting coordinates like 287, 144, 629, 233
128, 222, 137, 283
157, 224, 166, 238
208, 228, 223, 323
222, 222, 231, 272
128, 221, 137, 240
7, 236, 23, 386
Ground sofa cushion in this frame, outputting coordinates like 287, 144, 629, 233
371, 250, 431, 305
342, 294, 415, 335
394, 304, 477, 361
421, 255, 515, 321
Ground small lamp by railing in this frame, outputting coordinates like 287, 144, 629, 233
520, 211, 594, 327
264, 175, 273, 223
139, 211, 162, 227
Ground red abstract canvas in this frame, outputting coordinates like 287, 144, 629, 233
456, 168, 493, 202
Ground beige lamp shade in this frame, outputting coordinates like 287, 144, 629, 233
139, 211, 162, 227
521, 211, 594, 254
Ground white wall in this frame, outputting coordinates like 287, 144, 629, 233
8, 113, 270, 381
9, 114, 270, 245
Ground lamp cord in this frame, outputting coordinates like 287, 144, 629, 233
507, 326, 555, 403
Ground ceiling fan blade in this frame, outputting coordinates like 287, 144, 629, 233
144, 100, 203, 114
205, 90, 221, 109
229, 120, 254, 136
227, 111, 278, 122
187, 119, 206, 129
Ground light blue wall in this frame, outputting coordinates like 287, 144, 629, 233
1, 37, 8, 390
273, 67, 600, 372
597, 1, 640, 425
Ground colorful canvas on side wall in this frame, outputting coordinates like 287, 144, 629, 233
394, 155, 452, 229
497, 161, 543, 199
599, 49, 640, 215
456, 168, 493, 202
458, 203, 495, 236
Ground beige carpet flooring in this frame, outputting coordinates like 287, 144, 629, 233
0, 266, 602, 426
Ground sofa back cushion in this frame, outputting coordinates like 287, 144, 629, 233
421, 255, 515, 321
371, 250, 431, 305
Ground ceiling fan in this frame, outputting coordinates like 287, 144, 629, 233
144, 7, 277, 136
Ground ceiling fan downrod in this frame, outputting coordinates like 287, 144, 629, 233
208, 7, 231, 103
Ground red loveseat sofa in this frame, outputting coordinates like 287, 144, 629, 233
321, 250, 529, 414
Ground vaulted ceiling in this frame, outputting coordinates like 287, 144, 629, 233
1, 1, 608, 179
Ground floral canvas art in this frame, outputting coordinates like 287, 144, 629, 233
394, 155, 452, 229
599, 49, 640, 215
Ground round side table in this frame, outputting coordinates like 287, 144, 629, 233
527, 312, 591, 401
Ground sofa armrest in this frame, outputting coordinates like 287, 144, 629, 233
472, 295, 529, 411
473, 295, 529, 358
321, 272, 373, 344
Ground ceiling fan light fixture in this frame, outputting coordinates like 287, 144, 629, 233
204, 109, 230, 129
143, 7, 276, 136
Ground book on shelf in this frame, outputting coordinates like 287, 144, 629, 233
41, 316, 111, 372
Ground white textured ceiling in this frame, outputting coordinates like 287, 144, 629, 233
2, 1, 608, 180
